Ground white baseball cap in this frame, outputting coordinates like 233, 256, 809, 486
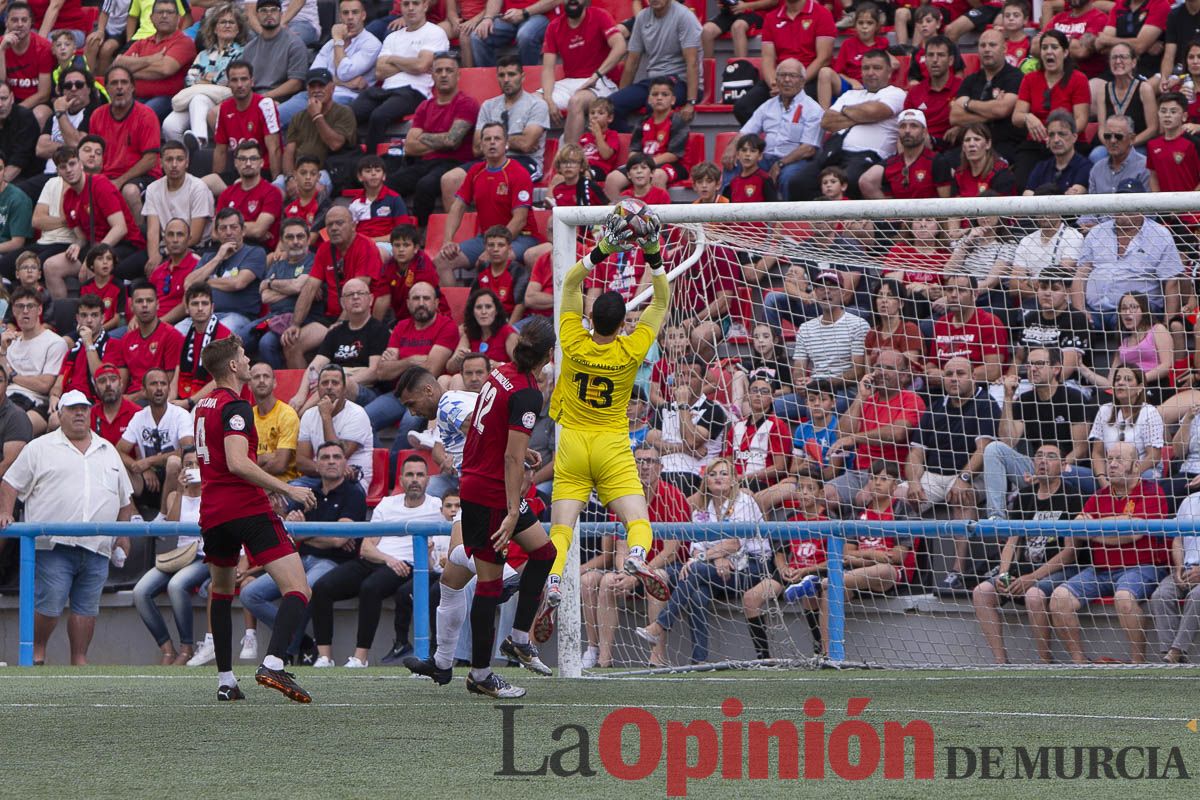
60, 390, 93, 408
897, 108, 927, 127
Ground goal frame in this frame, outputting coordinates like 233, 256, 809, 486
550, 191, 1200, 678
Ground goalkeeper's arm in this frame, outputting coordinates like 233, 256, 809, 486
638, 237, 670, 334
561, 237, 628, 317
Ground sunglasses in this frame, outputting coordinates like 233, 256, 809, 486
1102, 132, 1127, 142
60, 80, 87, 90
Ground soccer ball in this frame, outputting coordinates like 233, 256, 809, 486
610, 197, 660, 240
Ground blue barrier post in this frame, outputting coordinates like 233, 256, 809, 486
18, 535, 34, 667
825, 534, 845, 661
412, 534, 430, 660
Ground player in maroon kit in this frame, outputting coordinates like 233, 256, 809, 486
458, 316, 558, 698
194, 336, 317, 702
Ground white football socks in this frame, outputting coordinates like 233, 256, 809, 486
433, 583, 468, 671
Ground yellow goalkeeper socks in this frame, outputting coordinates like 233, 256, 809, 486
549, 524, 574, 579
626, 518, 653, 558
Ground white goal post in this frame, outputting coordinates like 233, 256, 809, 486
550, 192, 1200, 679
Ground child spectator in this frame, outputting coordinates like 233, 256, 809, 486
819, 165, 852, 201
468, 226, 528, 321
547, 144, 607, 208
1147, 93, 1200, 194
281, 156, 330, 246
742, 466, 829, 660
892, 0, 928, 47
690, 161, 728, 204
580, 97, 620, 178
649, 322, 690, 407
818, 2, 889, 108
344, 155, 409, 249
383, 223, 449, 322
721, 134, 778, 202
604, 78, 689, 199
618, 153, 672, 206
997, 0, 1033, 67
79, 243, 124, 332
905, 5, 949, 75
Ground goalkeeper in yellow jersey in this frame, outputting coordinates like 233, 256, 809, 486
536, 210, 672, 640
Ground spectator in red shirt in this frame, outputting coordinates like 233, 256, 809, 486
216, 140, 284, 250
927, 273, 1009, 389
435, 121, 540, 285
579, 97, 620, 177
113, 281, 186, 402
205, 60, 283, 189
86, 66, 162, 211
281, 155, 330, 236
147, 218, 201, 325
450, 285, 518, 370
540, 0, 625, 143
1039, 0, 1108, 79
80, 245, 124, 331
42, 145, 146, 299
733, 0, 836, 125
942, 123, 1017, 198
1147, 93, 1200, 193
1050, 441, 1168, 663
468, 225, 529, 325
1012, 29, 1091, 188
0, 3, 53, 123
523, 248, 553, 320
48, 296, 116, 410
862, 108, 943, 199
112, 0, 197, 119
381, 223, 449, 322
619, 152, 672, 205
547, 143, 608, 208
288, 205, 386, 342
824, 349, 926, 516
605, 77, 690, 198
388, 53, 479, 226
721, 134, 778, 203
88, 364, 141, 445
365, 280, 457, 436
902, 36, 963, 150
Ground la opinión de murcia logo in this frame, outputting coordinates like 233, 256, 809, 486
496, 698, 1192, 796
497, 697, 936, 796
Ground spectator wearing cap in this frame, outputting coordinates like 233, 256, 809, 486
1023, 109, 1090, 196
0, 388, 136, 666
1086, 115, 1149, 201
351, 0, 448, 154
1072, 180, 1185, 331
241, 0, 310, 111
794, 49, 905, 201
721, 58, 823, 202
861, 108, 943, 200
89, 362, 140, 444
902, 36, 962, 152
277, 0, 381, 128
779, 270, 869, 420
280, 68, 359, 189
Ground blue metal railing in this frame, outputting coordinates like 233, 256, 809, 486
2, 518, 1194, 668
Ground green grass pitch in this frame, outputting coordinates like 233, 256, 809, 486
1, 666, 1198, 799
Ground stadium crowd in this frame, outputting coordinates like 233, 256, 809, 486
0, 0, 1198, 669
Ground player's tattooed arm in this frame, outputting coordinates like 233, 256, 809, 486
419, 118, 472, 151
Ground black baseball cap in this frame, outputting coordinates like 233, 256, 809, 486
306, 68, 333, 86
1115, 178, 1145, 194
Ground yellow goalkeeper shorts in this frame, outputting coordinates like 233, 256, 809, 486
551, 428, 643, 506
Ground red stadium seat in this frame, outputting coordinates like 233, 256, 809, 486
530, 208, 551, 239
701, 58, 716, 104
272, 369, 305, 404
523, 63, 564, 94
457, 68, 499, 103
425, 212, 477, 260
891, 55, 910, 88
673, 133, 708, 188
713, 130, 739, 165
537, 138, 559, 187
1083, 120, 1098, 145
366, 448, 393, 508
443, 286, 471, 325
615, 132, 632, 166
961, 52, 981, 75
593, 0, 633, 21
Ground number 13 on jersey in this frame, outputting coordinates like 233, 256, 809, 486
572, 373, 614, 408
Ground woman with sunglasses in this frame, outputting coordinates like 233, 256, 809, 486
1087, 42, 1158, 162
1012, 29, 1091, 188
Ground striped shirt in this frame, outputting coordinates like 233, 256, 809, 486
793, 311, 870, 380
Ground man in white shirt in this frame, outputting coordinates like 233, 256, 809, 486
0, 389, 135, 665
296, 364, 373, 491
0, 286, 69, 436
795, 48, 905, 200
118, 367, 195, 515
143, 141, 214, 269
351, 0, 448, 153
310, 452, 442, 667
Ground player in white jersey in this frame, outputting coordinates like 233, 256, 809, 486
397, 354, 488, 498
393, 363, 549, 681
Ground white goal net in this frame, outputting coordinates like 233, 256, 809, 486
551, 193, 1200, 676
